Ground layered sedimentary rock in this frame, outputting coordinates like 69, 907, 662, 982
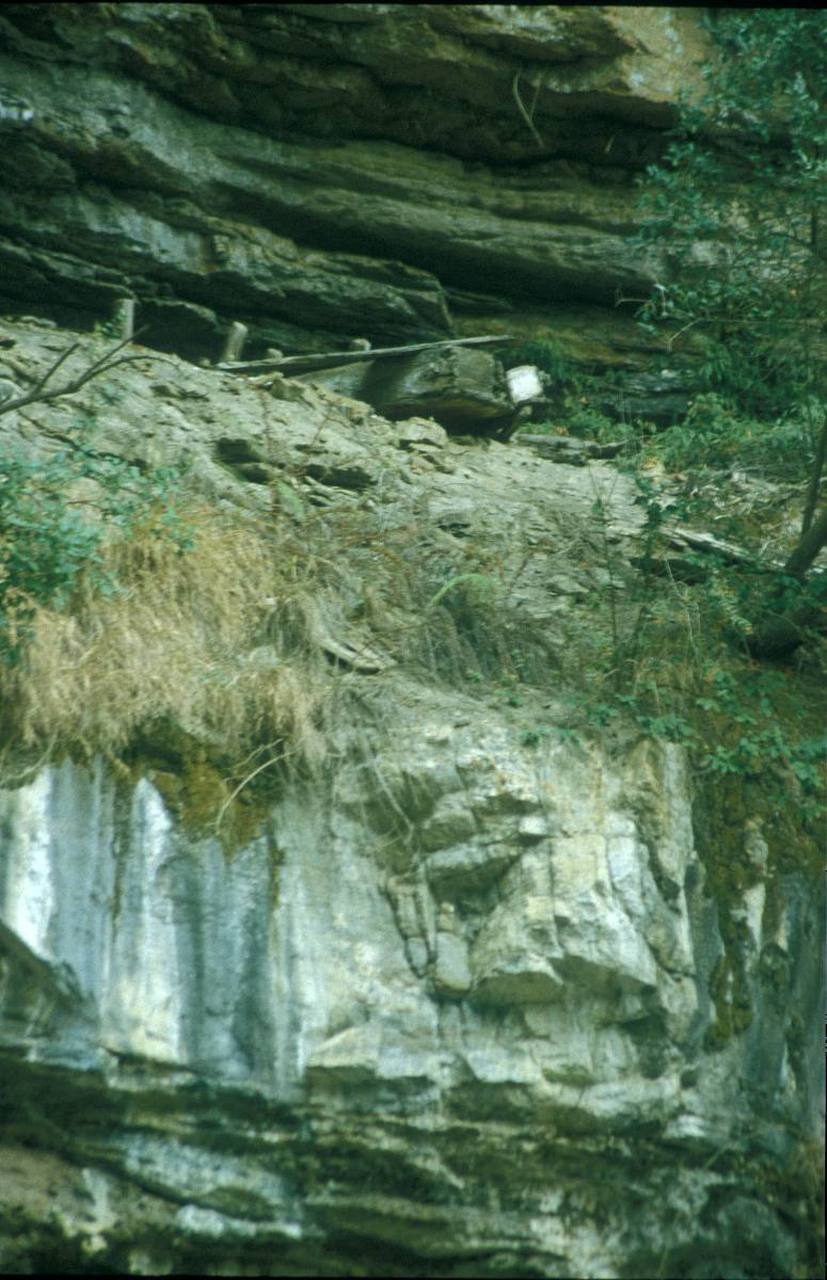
0, 696, 821, 1277
0, 6, 823, 1273
0, 4, 712, 368
0, 318, 822, 1277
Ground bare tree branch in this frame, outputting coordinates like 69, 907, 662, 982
0, 333, 173, 418
512, 71, 544, 148
25, 341, 81, 398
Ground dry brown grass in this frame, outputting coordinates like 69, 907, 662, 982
0, 502, 331, 774
0, 482, 563, 846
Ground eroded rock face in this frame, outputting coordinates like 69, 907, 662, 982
0, 724, 821, 1277
0, 320, 821, 1278
0, 4, 713, 365
304, 345, 517, 432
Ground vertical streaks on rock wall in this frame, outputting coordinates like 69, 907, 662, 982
0, 717, 820, 1275
0, 6, 823, 1274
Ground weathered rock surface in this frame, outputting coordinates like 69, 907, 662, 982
300, 344, 518, 432
0, 708, 821, 1277
0, 2, 823, 1270
0, 319, 822, 1277
0, 3, 714, 372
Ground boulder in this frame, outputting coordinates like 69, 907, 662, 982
297, 345, 525, 433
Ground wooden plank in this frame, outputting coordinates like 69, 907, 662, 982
215, 333, 515, 376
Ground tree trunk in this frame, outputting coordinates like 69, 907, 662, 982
785, 502, 827, 579
799, 411, 826, 537
748, 509, 827, 657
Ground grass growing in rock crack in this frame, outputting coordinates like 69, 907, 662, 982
4, 402, 822, 858
0, 472, 559, 846
0, 503, 329, 766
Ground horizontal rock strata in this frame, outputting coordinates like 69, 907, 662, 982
0, 4, 714, 367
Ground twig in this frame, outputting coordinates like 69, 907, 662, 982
214, 749, 289, 832
665, 317, 705, 350
614, 291, 824, 330
25, 341, 81, 397
512, 71, 544, 147
0, 332, 172, 417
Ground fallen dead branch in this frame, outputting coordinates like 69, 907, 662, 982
0, 332, 173, 417
215, 334, 515, 376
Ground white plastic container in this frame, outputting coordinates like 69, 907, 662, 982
505, 364, 543, 406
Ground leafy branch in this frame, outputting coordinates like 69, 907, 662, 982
630, 10, 827, 654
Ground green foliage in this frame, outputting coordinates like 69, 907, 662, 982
635, 10, 827, 419
562, 402, 623, 442
93, 318, 123, 341
565, 653, 825, 822
628, 18, 827, 656
503, 336, 658, 449
0, 419, 191, 660
644, 393, 818, 482
555, 467, 826, 823
520, 725, 551, 748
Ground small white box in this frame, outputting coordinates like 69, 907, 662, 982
506, 364, 543, 406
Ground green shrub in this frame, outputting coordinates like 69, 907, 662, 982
634, 11, 826, 423
0, 430, 190, 660
645, 393, 819, 481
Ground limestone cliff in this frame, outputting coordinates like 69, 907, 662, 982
0, 3, 709, 372
0, 313, 822, 1278
0, 7, 823, 1278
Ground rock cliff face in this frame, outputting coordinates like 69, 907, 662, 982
0, 9, 823, 1278
1, 723, 819, 1278
0, 3, 709, 368
0, 315, 822, 1278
